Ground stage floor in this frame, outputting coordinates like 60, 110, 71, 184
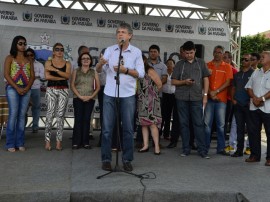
0, 129, 268, 202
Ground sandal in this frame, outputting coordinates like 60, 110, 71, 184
45, 142, 52, 151
56, 147, 63, 151
19, 147, 26, 151
7, 148, 16, 152
56, 141, 63, 151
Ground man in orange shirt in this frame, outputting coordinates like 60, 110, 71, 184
205, 45, 233, 155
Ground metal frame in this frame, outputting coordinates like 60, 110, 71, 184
1, 0, 242, 66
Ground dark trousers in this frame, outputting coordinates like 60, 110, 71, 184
189, 118, 195, 146
72, 98, 95, 146
170, 112, 194, 146
249, 109, 270, 160
170, 99, 180, 143
225, 100, 234, 134
161, 93, 175, 137
111, 114, 123, 149
97, 86, 104, 146
169, 103, 194, 146
234, 104, 250, 152
176, 100, 207, 155
98, 86, 105, 135
136, 125, 143, 143
169, 96, 197, 146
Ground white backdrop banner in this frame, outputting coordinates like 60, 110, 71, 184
0, 2, 229, 41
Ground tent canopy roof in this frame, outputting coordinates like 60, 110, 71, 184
97, 0, 255, 11
181, 0, 254, 11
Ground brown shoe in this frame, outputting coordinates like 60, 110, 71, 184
102, 162, 112, 171
245, 156, 260, 162
265, 160, 270, 166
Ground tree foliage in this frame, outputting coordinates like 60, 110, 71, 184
241, 34, 270, 56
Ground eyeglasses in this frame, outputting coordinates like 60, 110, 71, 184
81, 57, 90, 61
54, 48, 64, 52
26, 53, 34, 57
17, 42, 27, 46
241, 58, 250, 62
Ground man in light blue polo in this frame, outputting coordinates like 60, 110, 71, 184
96, 22, 145, 172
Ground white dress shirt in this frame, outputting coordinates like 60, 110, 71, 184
103, 43, 145, 97
245, 68, 270, 113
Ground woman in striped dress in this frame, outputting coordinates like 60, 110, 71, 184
44, 43, 71, 151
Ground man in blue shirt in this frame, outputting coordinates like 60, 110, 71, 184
231, 54, 253, 157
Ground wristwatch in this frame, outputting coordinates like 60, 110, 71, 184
262, 96, 266, 102
204, 93, 208, 96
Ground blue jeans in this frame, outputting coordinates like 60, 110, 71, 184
101, 94, 135, 163
31, 89, 40, 130
228, 115, 237, 148
5, 85, 31, 149
176, 100, 207, 155
204, 99, 226, 153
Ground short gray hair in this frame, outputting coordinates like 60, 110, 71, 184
116, 22, 133, 35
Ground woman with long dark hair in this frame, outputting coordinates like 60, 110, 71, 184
4, 35, 35, 152
71, 52, 100, 149
44, 43, 71, 151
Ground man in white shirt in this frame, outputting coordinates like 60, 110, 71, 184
96, 22, 145, 172
245, 51, 270, 166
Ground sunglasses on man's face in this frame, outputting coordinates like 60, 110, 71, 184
54, 48, 64, 52
17, 42, 27, 46
241, 58, 250, 62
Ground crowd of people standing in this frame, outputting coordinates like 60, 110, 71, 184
3, 22, 270, 171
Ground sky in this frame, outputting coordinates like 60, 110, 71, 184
242, 0, 270, 36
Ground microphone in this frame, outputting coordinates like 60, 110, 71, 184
119, 39, 125, 45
